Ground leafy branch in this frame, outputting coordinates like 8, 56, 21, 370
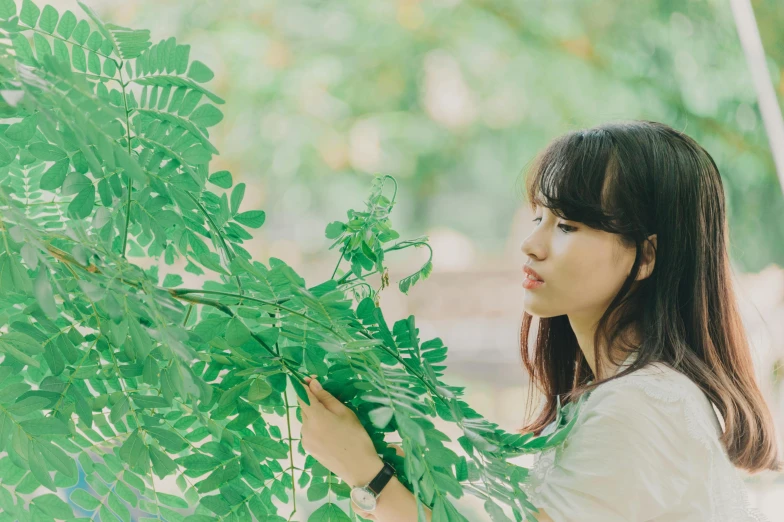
0, 2, 591, 521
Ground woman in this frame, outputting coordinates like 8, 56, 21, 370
297, 120, 781, 521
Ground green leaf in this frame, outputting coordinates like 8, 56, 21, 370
248, 378, 272, 402
37, 439, 77, 477
72, 45, 86, 71
150, 446, 177, 478
20, 417, 70, 436
39, 5, 58, 33
130, 394, 169, 408
0, 331, 43, 366
230, 183, 245, 215
4, 113, 38, 143
0, 142, 14, 167
307, 503, 351, 522
0, 0, 15, 20
85, 31, 102, 53
240, 439, 265, 481
142, 355, 157, 385
28, 444, 56, 491
32, 494, 73, 519
71, 19, 90, 45
395, 412, 426, 446
119, 430, 149, 473
484, 499, 514, 522
56, 10, 77, 39
11, 33, 36, 66
126, 317, 151, 361
103, 56, 116, 76
186, 60, 214, 83
180, 145, 211, 165
288, 374, 310, 407
133, 76, 225, 105
70, 489, 100, 510
155, 491, 188, 509
40, 158, 70, 190
53, 37, 69, 64
29, 142, 67, 161
189, 104, 223, 127
162, 273, 183, 287
177, 454, 219, 472
234, 210, 265, 229
33, 32, 51, 61
20, 0, 40, 27
105, 23, 151, 59
225, 317, 251, 347
325, 221, 345, 239
108, 491, 131, 522
67, 185, 95, 219
369, 406, 394, 429
146, 426, 187, 452
208, 170, 232, 188
109, 395, 129, 423
196, 252, 228, 275
245, 435, 290, 459
172, 43, 190, 74
87, 51, 101, 75
34, 268, 57, 320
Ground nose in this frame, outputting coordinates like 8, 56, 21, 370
521, 231, 544, 260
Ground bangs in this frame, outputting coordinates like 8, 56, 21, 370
524, 128, 624, 233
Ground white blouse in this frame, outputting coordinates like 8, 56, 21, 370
521, 352, 770, 522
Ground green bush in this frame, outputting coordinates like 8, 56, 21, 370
0, 1, 582, 520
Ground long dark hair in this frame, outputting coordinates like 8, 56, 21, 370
517, 120, 781, 473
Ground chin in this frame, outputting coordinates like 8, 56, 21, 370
523, 301, 560, 319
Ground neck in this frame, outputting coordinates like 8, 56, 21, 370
569, 316, 641, 380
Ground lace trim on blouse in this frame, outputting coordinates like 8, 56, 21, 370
521, 364, 770, 522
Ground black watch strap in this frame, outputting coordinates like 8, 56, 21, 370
367, 461, 396, 496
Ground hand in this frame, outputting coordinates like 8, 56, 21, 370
296, 375, 384, 490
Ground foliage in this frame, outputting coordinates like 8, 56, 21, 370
0, 1, 587, 520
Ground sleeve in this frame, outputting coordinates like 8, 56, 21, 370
530, 382, 695, 522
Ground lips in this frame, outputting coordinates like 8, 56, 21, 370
523, 265, 544, 282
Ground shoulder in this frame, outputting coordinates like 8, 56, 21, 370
579, 362, 722, 445
587, 361, 703, 409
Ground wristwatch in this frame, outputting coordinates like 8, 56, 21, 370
349, 461, 396, 513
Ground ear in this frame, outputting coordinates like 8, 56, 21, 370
636, 234, 657, 281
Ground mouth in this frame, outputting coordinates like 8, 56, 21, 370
523, 266, 544, 282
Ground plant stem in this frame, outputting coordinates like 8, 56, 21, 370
118, 65, 134, 259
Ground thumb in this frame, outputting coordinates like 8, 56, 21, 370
309, 379, 349, 416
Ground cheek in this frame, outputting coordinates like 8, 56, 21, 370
523, 237, 622, 316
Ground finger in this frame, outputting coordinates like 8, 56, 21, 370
388, 443, 405, 457
308, 378, 350, 416
298, 381, 325, 415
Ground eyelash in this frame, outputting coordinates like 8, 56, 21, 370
532, 217, 577, 233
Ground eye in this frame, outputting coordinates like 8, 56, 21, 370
531, 217, 576, 233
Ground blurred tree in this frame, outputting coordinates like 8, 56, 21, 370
89, 0, 784, 269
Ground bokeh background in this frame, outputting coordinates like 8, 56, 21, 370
39, 0, 784, 519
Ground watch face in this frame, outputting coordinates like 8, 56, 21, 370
351, 487, 377, 511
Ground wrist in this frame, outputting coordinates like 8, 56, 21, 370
347, 455, 385, 488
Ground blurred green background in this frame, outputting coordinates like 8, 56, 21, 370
39, 0, 784, 519
79, 0, 784, 272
